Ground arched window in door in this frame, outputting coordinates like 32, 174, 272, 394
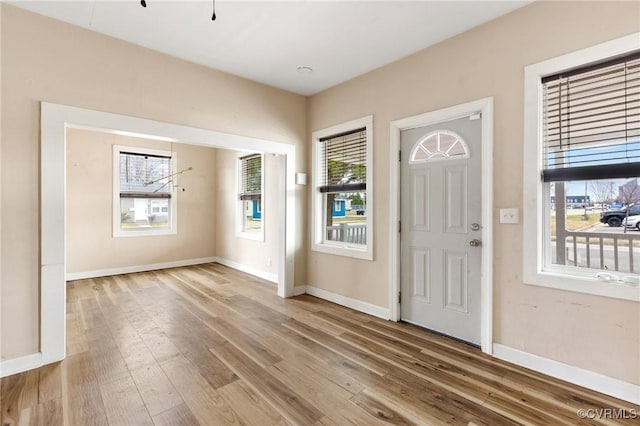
409, 130, 469, 163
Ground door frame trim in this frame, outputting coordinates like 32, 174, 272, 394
389, 97, 494, 355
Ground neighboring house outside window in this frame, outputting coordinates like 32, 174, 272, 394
523, 34, 640, 301
113, 145, 177, 237
312, 116, 373, 260
237, 153, 264, 240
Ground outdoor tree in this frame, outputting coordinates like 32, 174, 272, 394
327, 159, 365, 185
349, 193, 364, 207
618, 179, 640, 233
589, 180, 615, 212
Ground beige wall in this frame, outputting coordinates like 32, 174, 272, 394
1, 4, 307, 360
215, 150, 280, 278
2, 0, 639, 389
307, 1, 640, 384
66, 129, 217, 273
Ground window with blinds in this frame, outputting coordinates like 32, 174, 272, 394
319, 128, 367, 193
311, 116, 372, 259
119, 151, 172, 199
237, 153, 263, 237
239, 154, 262, 200
114, 146, 176, 236
542, 52, 640, 182
523, 34, 640, 298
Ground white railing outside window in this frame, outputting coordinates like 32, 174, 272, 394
326, 223, 367, 245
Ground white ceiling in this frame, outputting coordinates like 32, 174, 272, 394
9, 1, 532, 95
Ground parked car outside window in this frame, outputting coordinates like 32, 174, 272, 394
623, 214, 640, 231
600, 204, 640, 227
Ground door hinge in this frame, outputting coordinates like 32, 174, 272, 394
398, 220, 401, 233
398, 291, 401, 304
398, 150, 401, 162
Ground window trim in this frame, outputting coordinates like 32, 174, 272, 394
311, 115, 373, 260
112, 145, 177, 238
523, 32, 640, 302
236, 152, 265, 241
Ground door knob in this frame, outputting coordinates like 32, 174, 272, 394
469, 239, 481, 247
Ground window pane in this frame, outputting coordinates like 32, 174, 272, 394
238, 154, 263, 235
323, 191, 367, 245
319, 129, 367, 188
313, 116, 372, 259
547, 178, 640, 273
120, 152, 171, 194
120, 197, 170, 231
541, 53, 640, 182
240, 155, 262, 195
242, 199, 262, 232
409, 131, 469, 163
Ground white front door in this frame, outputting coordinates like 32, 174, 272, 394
400, 115, 482, 345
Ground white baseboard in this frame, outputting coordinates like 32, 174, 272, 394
213, 257, 278, 284
293, 285, 307, 296
493, 343, 640, 405
0, 352, 43, 378
66, 257, 218, 281
304, 285, 390, 320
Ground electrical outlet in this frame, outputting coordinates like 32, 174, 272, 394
499, 208, 519, 224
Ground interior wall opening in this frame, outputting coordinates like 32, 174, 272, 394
65, 127, 281, 284
41, 103, 296, 367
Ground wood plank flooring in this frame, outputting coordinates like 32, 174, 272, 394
2, 263, 638, 425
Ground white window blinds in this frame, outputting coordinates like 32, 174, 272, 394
319, 128, 367, 193
119, 152, 172, 199
542, 52, 640, 182
239, 154, 262, 200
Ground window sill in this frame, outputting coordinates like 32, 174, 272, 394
312, 242, 372, 261
237, 231, 264, 242
524, 267, 640, 302
114, 228, 176, 238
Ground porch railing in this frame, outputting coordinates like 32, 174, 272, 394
326, 223, 366, 245
560, 230, 640, 274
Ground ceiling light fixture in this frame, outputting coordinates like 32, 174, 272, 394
297, 66, 313, 74
140, 0, 216, 21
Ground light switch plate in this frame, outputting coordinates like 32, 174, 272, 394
500, 208, 519, 224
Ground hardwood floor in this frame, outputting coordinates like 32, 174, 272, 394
1, 263, 638, 425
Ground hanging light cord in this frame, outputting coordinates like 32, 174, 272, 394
140, 1, 216, 21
